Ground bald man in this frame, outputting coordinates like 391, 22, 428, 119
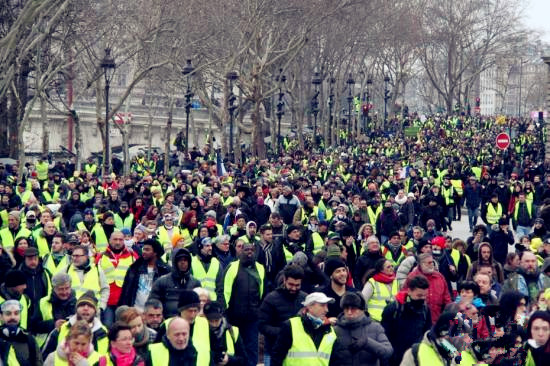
502, 251, 550, 305
147, 317, 198, 365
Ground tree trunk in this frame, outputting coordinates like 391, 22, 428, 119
0, 95, 9, 156
41, 95, 49, 154
74, 111, 82, 171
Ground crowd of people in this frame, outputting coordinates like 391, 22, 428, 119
0, 114, 549, 365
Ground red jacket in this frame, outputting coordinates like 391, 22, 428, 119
403, 267, 451, 324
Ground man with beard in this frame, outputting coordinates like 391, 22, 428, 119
402, 253, 451, 324
97, 230, 137, 327
0, 212, 31, 252
148, 248, 201, 318
0, 300, 42, 366
239, 221, 261, 246
42, 291, 109, 358
217, 242, 265, 366
259, 265, 307, 366
257, 225, 286, 293
190, 237, 222, 300
381, 275, 432, 366
319, 257, 358, 319
118, 239, 169, 310
0, 270, 30, 330
32, 273, 76, 348
19, 247, 52, 320
354, 235, 384, 287
466, 242, 505, 283
65, 245, 109, 311
42, 233, 70, 275
502, 251, 550, 305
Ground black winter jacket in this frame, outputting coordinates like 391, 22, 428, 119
118, 257, 171, 307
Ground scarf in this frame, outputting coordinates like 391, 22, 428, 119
211, 317, 228, 340
261, 241, 273, 273
373, 272, 396, 284
110, 346, 138, 366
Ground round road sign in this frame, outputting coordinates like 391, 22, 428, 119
496, 133, 510, 150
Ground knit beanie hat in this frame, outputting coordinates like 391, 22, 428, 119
340, 292, 366, 310
177, 290, 201, 311
76, 291, 98, 310
324, 258, 346, 277
4, 270, 26, 288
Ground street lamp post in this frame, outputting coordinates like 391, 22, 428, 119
226, 71, 239, 162
346, 73, 354, 144
276, 68, 286, 155
100, 48, 115, 175
366, 78, 372, 133
328, 76, 335, 146
311, 68, 322, 148
182, 59, 194, 155
384, 75, 391, 128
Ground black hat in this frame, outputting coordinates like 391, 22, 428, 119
177, 290, 200, 311
498, 217, 508, 226
66, 233, 80, 245
23, 247, 39, 257
416, 239, 431, 253
324, 258, 346, 277
340, 292, 365, 310
5, 270, 26, 288
431, 310, 457, 338
142, 238, 164, 257
286, 225, 302, 235
203, 302, 224, 320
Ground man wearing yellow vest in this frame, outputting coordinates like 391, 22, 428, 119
0, 211, 32, 252
217, 242, 265, 366
65, 245, 109, 312
19, 247, 52, 321
512, 191, 534, 240
35, 154, 50, 185
400, 310, 479, 366
271, 292, 337, 366
0, 270, 31, 330
146, 317, 198, 365
190, 237, 221, 300
204, 301, 246, 365
481, 193, 503, 235
96, 230, 136, 327
41, 291, 109, 358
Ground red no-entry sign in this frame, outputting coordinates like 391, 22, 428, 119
496, 132, 510, 150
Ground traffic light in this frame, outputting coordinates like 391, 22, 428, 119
362, 104, 368, 116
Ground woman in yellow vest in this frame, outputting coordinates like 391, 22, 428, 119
43, 319, 106, 366
362, 258, 398, 321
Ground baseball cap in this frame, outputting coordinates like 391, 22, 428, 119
302, 292, 335, 306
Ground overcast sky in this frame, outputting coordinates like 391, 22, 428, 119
525, 0, 550, 43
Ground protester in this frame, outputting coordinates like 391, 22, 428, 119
107, 321, 145, 366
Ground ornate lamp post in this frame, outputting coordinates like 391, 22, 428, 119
100, 48, 115, 174
182, 59, 194, 155
311, 68, 322, 147
346, 73, 355, 144
276, 68, 286, 155
226, 71, 239, 162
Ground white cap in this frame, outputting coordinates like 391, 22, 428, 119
302, 292, 335, 306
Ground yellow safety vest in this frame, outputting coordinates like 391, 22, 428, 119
221, 196, 234, 207
35, 235, 52, 258
283, 316, 336, 366
0, 227, 32, 250
3, 344, 20, 366
99, 252, 134, 287
85, 163, 98, 175
162, 316, 210, 366
66, 264, 102, 301
91, 224, 109, 252
58, 321, 108, 356
223, 261, 265, 307
514, 202, 533, 221
450, 180, 463, 196
43, 254, 70, 275
367, 206, 382, 227
486, 203, 503, 224
283, 246, 294, 262
441, 185, 454, 205
367, 278, 398, 321
225, 326, 239, 356
0, 294, 29, 330
36, 161, 49, 181
417, 342, 478, 366
114, 213, 134, 230
382, 246, 407, 267
311, 232, 325, 254
191, 256, 220, 300
157, 226, 181, 247
0, 209, 8, 229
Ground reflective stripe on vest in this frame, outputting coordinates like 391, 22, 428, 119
225, 326, 239, 356
99, 253, 134, 287
283, 317, 336, 366
486, 203, 502, 224
367, 278, 398, 321
191, 256, 220, 300
67, 264, 101, 300
223, 261, 265, 307
0, 294, 29, 330
311, 232, 325, 254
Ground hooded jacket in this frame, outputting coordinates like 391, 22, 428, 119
465, 242, 504, 283
331, 312, 393, 366
147, 248, 201, 317
118, 255, 170, 307
403, 268, 451, 325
